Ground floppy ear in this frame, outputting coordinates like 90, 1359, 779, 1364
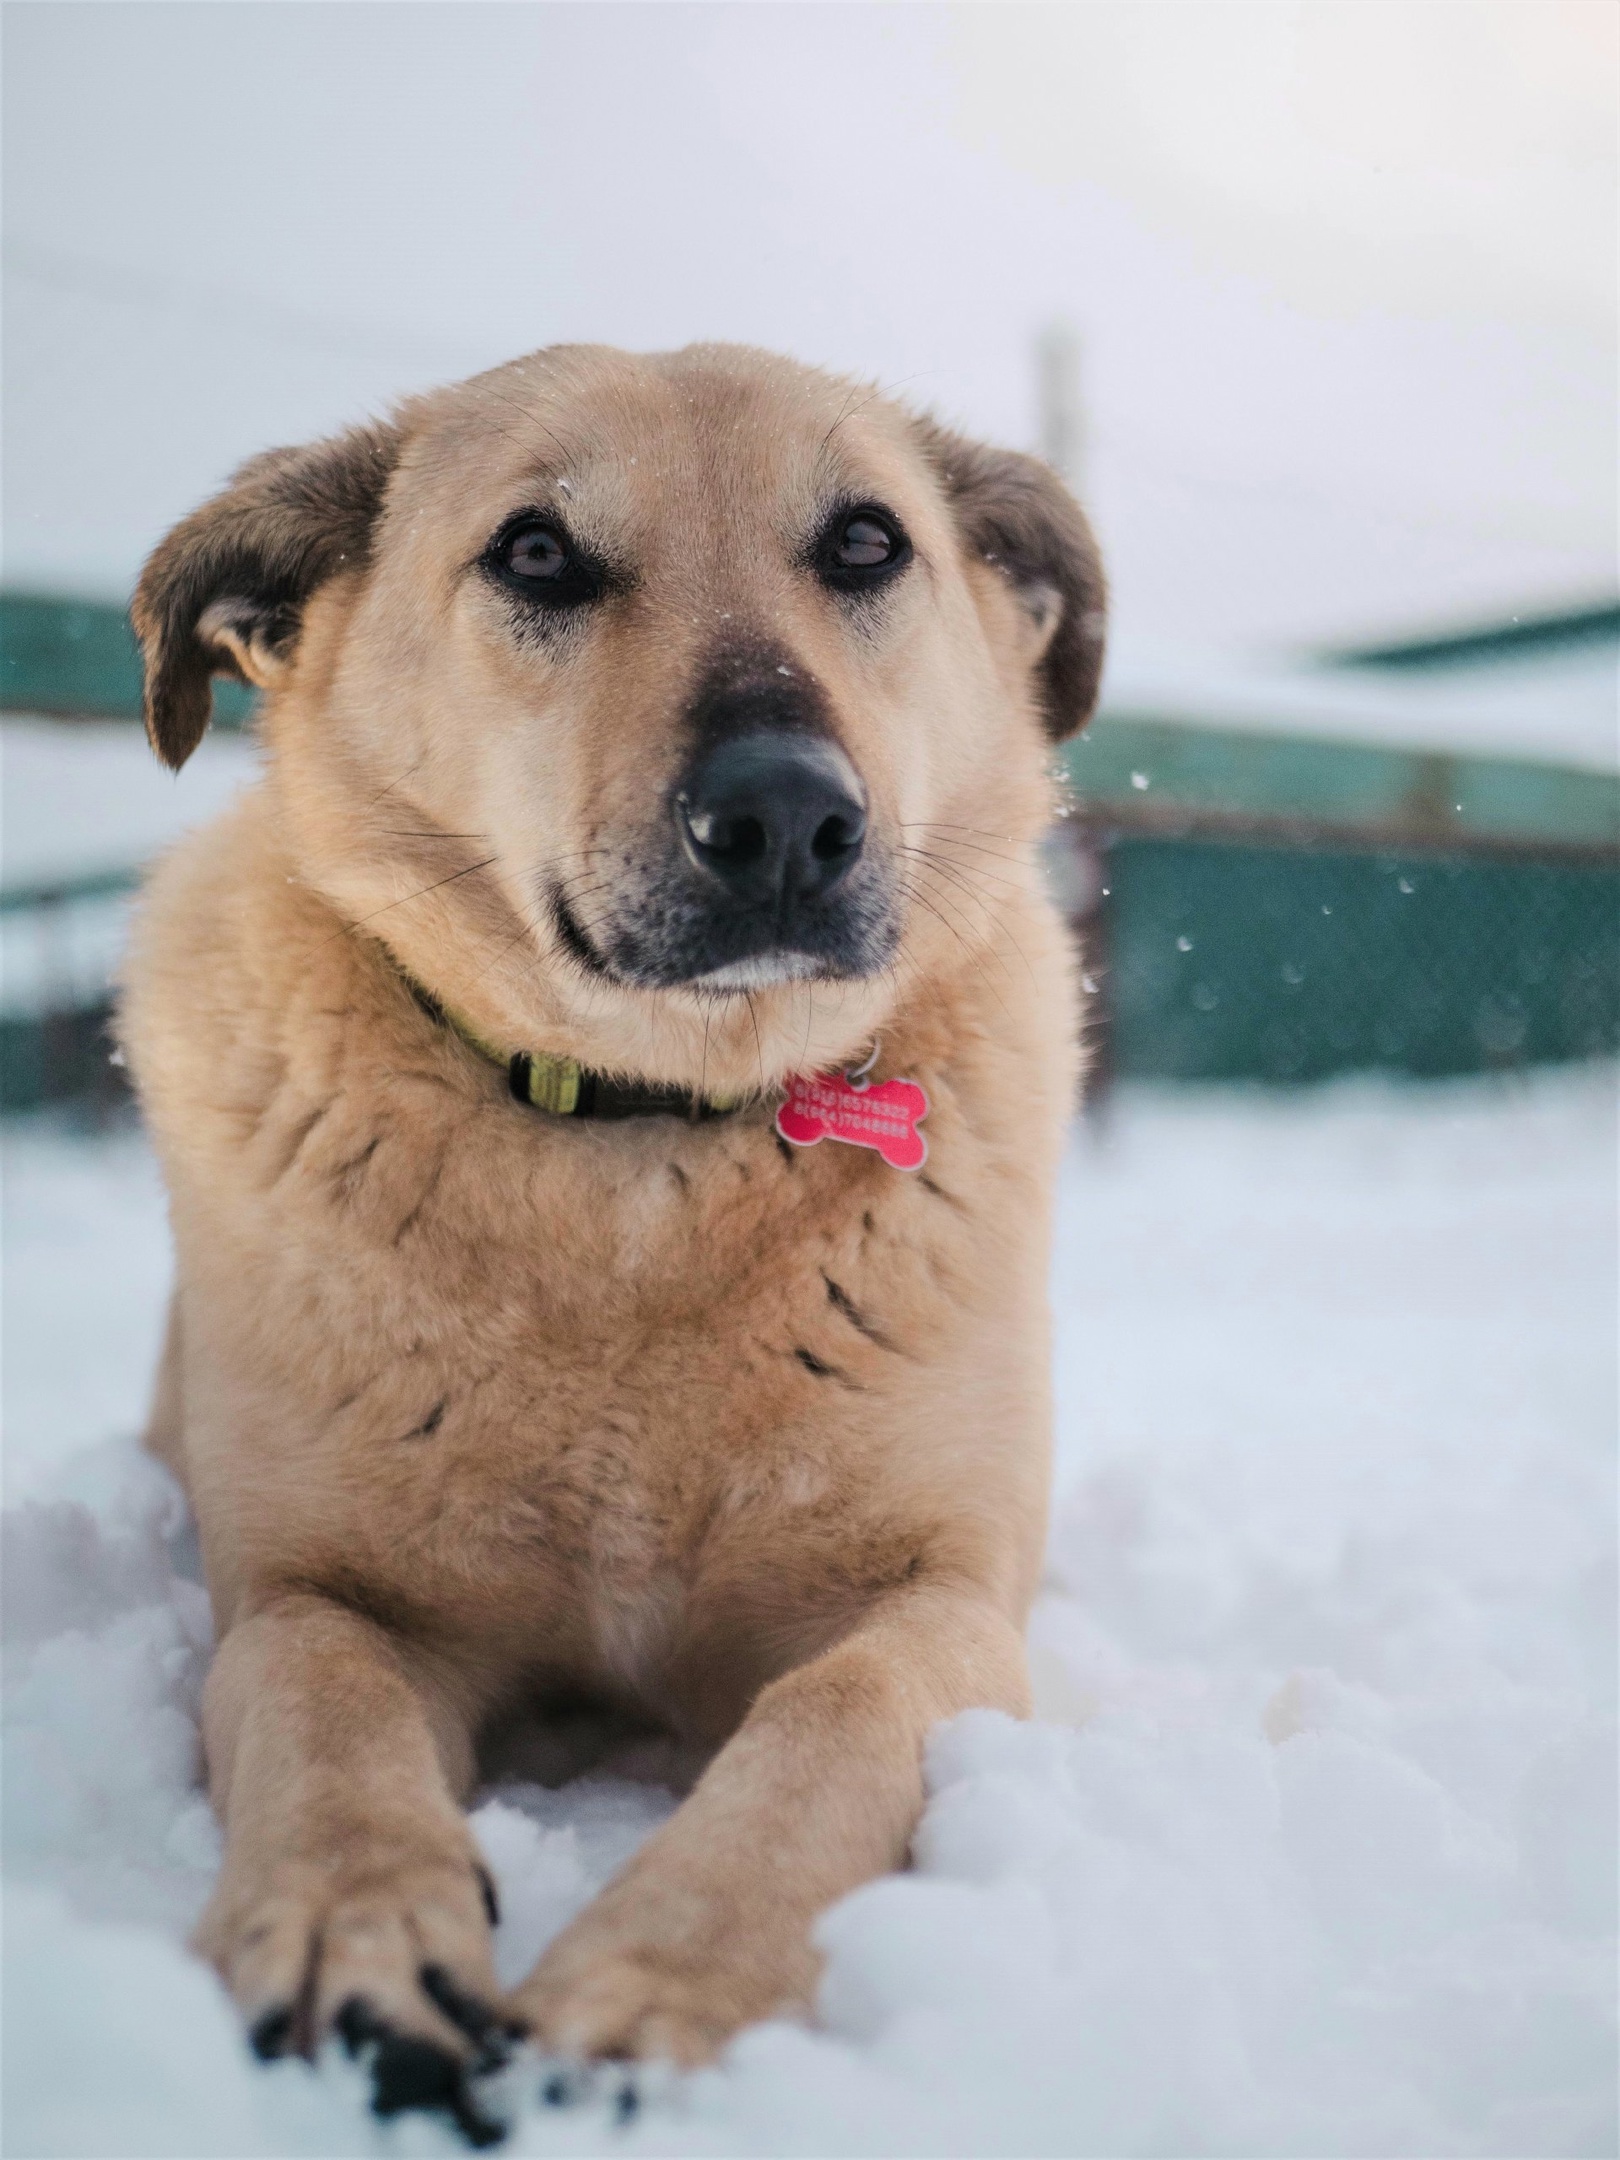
130, 420, 402, 769
914, 419, 1107, 741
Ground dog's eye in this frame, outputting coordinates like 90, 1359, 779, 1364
484, 514, 607, 610
503, 522, 568, 579
836, 515, 899, 569
818, 505, 911, 594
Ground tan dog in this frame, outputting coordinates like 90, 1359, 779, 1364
119, 343, 1104, 2128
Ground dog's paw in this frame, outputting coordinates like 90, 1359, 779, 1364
200, 1849, 519, 2131
510, 1951, 772, 2068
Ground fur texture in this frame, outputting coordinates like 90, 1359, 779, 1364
119, 342, 1103, 2081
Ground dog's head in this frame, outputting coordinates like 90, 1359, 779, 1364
134, 345, 1104, 1094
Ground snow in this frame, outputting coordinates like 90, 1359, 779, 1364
1, 719, 261, 890
3, 1071, 1616, 2157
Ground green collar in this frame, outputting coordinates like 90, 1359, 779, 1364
407, 977, 739, 1123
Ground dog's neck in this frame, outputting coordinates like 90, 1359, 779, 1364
401, 964, 743, 1123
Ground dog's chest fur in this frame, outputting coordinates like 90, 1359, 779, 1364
192, 1095, 979, 1730
132, 821, 1048, 1735
126, 803, 1067, 1745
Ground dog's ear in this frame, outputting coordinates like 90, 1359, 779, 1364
131, 420, 402, 769
914, 419, 1107, 741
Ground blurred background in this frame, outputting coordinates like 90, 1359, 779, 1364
3, 15, 1617, 2151
2, 0, 1616, 1104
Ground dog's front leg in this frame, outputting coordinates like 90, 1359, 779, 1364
510, 1582, 1029, 2065
195, 1592, 509, 2092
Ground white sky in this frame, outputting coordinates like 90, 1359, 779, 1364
3, 1, 1616, 665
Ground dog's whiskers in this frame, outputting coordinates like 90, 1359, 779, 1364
901, 847, 1041, 994
899, 875, 1016, 1029
358, 756, 427, 821
900, 841, 1026, 898
327, 856, 503, 949
901, 821, 1030, 859
743, 992, 768, 1098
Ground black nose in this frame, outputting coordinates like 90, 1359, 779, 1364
676, 732, 867, 907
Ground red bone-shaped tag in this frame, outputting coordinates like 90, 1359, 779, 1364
775, 1069, 930, 1171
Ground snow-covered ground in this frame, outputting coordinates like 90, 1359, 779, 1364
3, 1072, 1616, 2158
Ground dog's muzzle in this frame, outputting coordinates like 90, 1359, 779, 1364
551, 653, 900, 992
675, 731, 866, 910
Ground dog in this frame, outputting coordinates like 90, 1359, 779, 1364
119, 342, 1105, 2123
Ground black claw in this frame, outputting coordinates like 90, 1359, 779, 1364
419, 1964, 482, 2032
371, 2031, 470, 2116
458, 2105, 509, 2151
475, 1863, 501, 1929
615, 2080, 641, 2125
542, 2069, 580, 2107
334, 1995, 387, 2058
248, 2004, 295, 2061
333, 1994, 506, 2148
419, 1963, 520, 2073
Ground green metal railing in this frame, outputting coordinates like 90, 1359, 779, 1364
0, 591, 255, 726
3, 592, 1617, 1108
1055, 664, 1617, 1083
1088, 834, 1617, 1083
1323, 599, 1620, 674
1066, 711, 1618, 859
